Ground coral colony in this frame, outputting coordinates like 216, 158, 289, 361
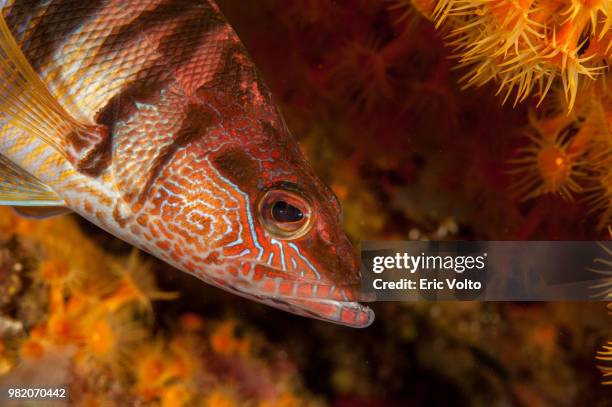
398, 0, 611, 226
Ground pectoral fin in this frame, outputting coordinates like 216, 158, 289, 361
0, 155, 64, 207
12, 206, 70, 219
0, 13, 108, 174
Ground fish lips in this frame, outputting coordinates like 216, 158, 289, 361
273, 296, 375, 328
224, 265, 375, 328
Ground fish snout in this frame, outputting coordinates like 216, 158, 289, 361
305, 227, 366, 302
322, 227, 362, 282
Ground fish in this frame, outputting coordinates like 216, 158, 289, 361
0, 0, 374, 327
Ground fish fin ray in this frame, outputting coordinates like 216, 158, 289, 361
0, 13, 108, 174
0, 155, 64, 206
12, 206, 70, 219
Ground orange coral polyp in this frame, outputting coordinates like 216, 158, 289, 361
179, 313, 204, 331
143, 358, 166, 383
554, 14, 590, 48
133, 341, 188, 401
88, 319, 114, 357
430, 0, 609, 110
48, 313, 81, 345
537, 146, 572, 187
102, 280, 144, 312
210, 321, 251, 357
205, 391, 238, 407
566, 127, 595, 155
581, 0, 603, 8
135, 354, 170, 400
19, 339, 44, 360
597, 171, 612, 202
161, 384, 192, 407
488, 0, 533, 27
39, 260, 70, 283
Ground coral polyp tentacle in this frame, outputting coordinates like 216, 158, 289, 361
421, 0, 610, 109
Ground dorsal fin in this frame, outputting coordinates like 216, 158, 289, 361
0, 155, 64, 206
0, 12, 108, 173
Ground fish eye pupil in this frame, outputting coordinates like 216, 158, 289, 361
272, 200, 303, 223
258, 189, 313, 238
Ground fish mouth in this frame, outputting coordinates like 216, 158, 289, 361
270, 296, 375, 328
244, 280, 376, 328
213, 262, 375, 328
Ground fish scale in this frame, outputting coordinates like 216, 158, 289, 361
0, 0, 374, 327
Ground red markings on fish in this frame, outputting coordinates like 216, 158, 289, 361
0, 0, 373, 327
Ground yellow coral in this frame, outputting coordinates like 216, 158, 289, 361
179, 312, 205, 332
420, 0, 610, 109
132, 334, 203, 402
508, 70, 611, 228
210, 320, 252, 357
47, 310, 81, 345
133, 341, 175, 400
76, 307, 146, 372
585, 167, 612, 229
509, 123, 586, 201
19, 338, 44, 360
101, 250, 177, 313
168, 334, 202, 381
597, 341, 612, 384
204, 390, 238, 407
161, 383, 193, 407
328, 38, 397, 111
37, 260, 70, 285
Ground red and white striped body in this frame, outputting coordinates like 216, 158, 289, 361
0, 0, 374, 327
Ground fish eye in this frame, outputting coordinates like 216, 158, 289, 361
272, 201, 303, 223
258, 188, 313, 239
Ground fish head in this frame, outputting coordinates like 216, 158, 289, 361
119, 83, 374, 327
187, 102, 374, 328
